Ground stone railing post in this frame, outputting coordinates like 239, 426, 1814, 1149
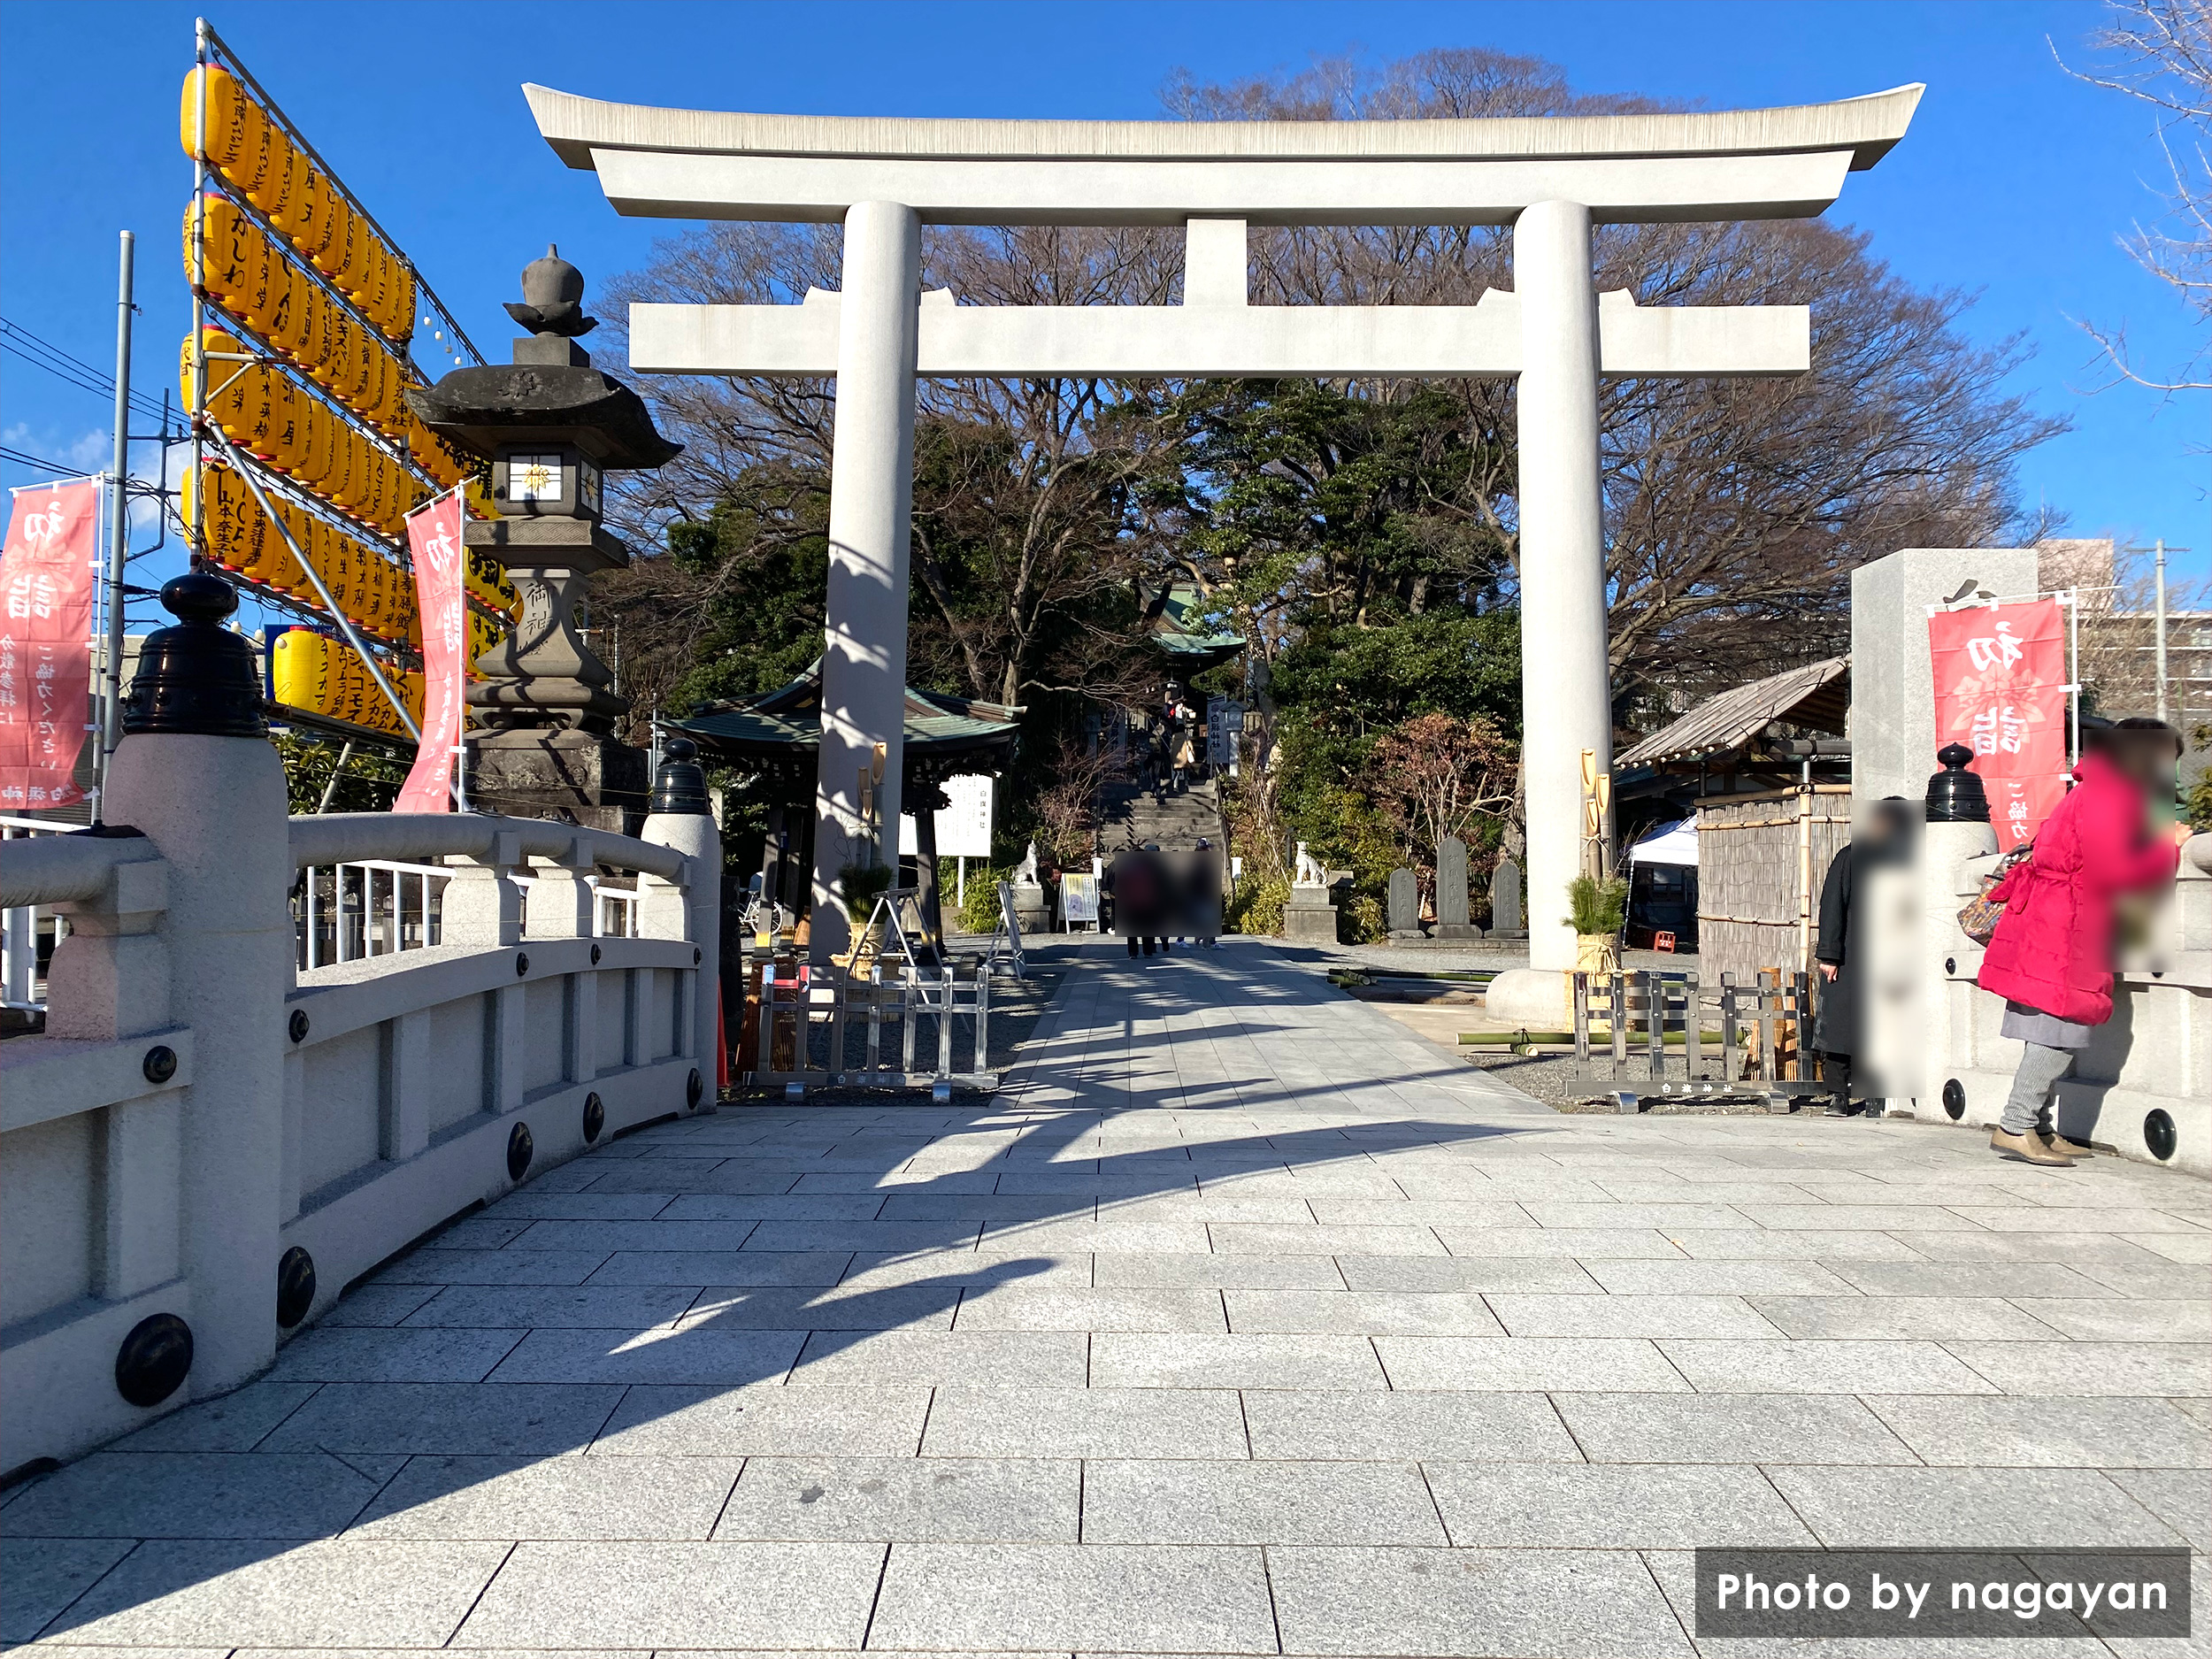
101, 573, 293, 1399
641, 739, 720, 1087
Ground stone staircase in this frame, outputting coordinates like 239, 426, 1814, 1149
1094, 776, 1226, 852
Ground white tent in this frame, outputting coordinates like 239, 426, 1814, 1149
1627, 818, 1700, 868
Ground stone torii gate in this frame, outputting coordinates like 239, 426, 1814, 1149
526, 84, 1920, 972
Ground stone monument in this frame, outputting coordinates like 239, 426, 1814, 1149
407, 247, 683, 833
1386, 867, 1424, 940
1490, 857, 1525, 937
1435, 836, 1479, 939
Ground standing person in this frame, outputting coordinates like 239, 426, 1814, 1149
1191, 837, 1222, 949
1171, 726, 1195, 794
1978, 718, 2189, 1165
1811, 797, 1912, 1118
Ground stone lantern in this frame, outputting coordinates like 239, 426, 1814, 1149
405, 246, 681, 831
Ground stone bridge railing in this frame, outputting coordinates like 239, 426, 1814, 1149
0, 580, 718, 1478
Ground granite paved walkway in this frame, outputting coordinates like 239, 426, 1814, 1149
4, 941, 2208, 1658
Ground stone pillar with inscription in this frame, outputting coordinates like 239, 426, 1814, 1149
406, 248, 682, 833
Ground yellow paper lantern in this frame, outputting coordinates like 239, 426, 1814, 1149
179, 65, 260, 172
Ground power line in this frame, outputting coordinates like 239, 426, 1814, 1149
0, 316, 176, 429
0, 441, 89, 476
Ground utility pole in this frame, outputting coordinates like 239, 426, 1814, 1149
2154, 539, 2170, 726
99, 229, 136, 812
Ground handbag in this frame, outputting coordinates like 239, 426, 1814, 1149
1957, 842, 2034, 947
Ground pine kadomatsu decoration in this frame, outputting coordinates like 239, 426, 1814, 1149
177, 21, 510, 744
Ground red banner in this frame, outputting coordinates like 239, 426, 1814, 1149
1928, 598, 2069, 851
395, 490, 466, 813
1, 479, 102, 810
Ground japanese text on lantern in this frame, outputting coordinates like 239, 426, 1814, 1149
0, 480, 101, 810
1928, 598, 2068, 851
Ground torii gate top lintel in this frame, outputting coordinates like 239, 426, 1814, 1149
524, 82, 1923, 227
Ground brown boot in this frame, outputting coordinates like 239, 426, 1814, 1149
2038, 1131, 2092, 1159
1991, 1126, 2074, 1166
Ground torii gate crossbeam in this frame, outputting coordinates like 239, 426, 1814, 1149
527, 86, 1919, 987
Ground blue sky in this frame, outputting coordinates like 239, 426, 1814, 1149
2, 0, 2205, 603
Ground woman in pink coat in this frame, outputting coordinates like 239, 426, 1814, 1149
1978, 718, 2189, 1164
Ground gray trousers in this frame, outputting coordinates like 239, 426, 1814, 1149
2000, 1042, 2075, 1136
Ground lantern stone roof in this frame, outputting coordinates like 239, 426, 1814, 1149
673, 661, 1021, 772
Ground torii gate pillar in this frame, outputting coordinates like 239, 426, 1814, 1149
817, 202, 921, 949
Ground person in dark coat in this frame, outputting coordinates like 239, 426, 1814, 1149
1813, 797, 1911, 1118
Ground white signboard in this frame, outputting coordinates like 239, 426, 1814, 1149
1060, 872, 1099, 923
898, 772, 995, 858
1207, 699, 1245, 766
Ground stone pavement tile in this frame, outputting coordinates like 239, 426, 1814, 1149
1583, 1259, 1860, 1296
267, 1327, 524, 1384
320, 1284, 443, 1326
0, 1537, 136, 1641
454, 1540, 884, 1648
979, 1220, 1213, 1255
1518, 1202, 1753, 1231
2106, 1469, 2212, 1551
111, 1380, 320, 1453
1731, 1204, 1987, 1232
2001, 1298, 2212, 1341
1092, 1251, 1344, 1288
1224, 1289, 1502, 1336
837, 1249, 1090, 1291
655, 1193, 893, 1221
2129, 1233, 2212, 1264
51, 1538, 511, 1647
679, 1284, 960, 1332
1659, 1338, 1997, 1394
589, 1383, 930, 1457
1589, 1179, 1832, 1205
582, 1248, 856, 1286
955, 1285, 1228, 1333
486, 1326, 806, 1386
1267, 1544, 1694, 1658
1430, 1225, 1684, 1258
1301, 1199, 1534, 1227
878, 1192, 1097, 1221
350, 1454, 740, 1540
2069, 1262, 2212, 1299
0, 1452, 387, 1540
1668, 1229, 1930, 1261
578, 1162, 800, 1195
1825, 1260, 2117, 1298
792, 1169, 1001, 1193
1425, 1462, 1814, 1547
1556, 1392, 1916, 1465
1082, 1457, 1447, 1545
1487, 1293, 1781, 1339
1241, 1390, 1581, 1463
508, 1219, 764, 1252
1863, 1394, 2212, 1469
1945, 1340, 2212, 1396
1766, 1465, 2186, 1548
1334, 1255, 1601, 1293
713, 1455, 1079, 1542
1946, 1205, 2209, 1234
483, 1192, 678, 1220
1208, 1222, 1447, 1256
921, 1385, 1248, 1459
400, 1285, 698, 1330
1890, 1231, 2174, 1265
869, 1540, 1275, 1654
787, 1329, 1088, 1387
373, 1248, 609, 1286
743, 1221, 986, 1253
1391, 1175, 1617, 1202
997, 1170, 1198, 1196
1376, 1336, 1686, 1393
1092, 1332, 1387, 1389
429, 1217, 534, 1249
1745, 1294, 2063, 1341
259, 1382, 622, 1456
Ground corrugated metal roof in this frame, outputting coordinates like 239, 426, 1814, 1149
1616, 656, 1848, 768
